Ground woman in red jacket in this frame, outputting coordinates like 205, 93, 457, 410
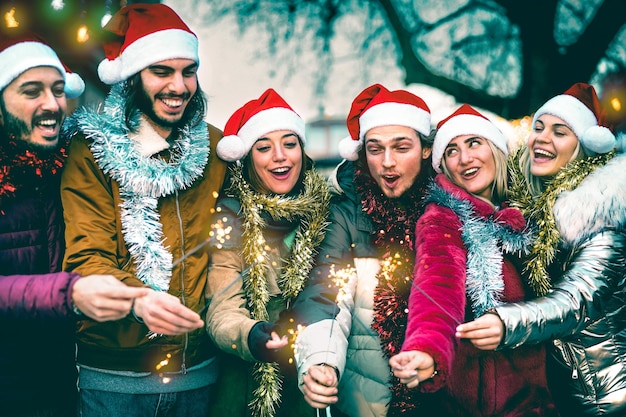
389, 105, 557, 416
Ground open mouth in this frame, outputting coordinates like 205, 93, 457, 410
533, 148, 556, 160
270, 167, 291, 178
382, 174, 400, 187
461, 167, 479, 178
33, 115, 62, 139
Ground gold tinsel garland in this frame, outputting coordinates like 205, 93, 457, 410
508, 148, 614, 296
229, 163, 330, 417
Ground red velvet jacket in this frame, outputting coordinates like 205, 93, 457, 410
402, 174, 556, 417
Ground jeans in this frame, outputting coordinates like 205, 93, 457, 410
78, 385, 214, 417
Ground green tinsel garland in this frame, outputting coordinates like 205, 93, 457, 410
508, 148, 614, 296
229, 163, 330, 417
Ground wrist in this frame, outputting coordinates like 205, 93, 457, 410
130, 298, 144, 324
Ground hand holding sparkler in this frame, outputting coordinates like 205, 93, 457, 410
131, 289, 204, 335
301, 364, 339, 409
389, 350, 436, 389
455, 312, 504, 350
72, 274, 150, 321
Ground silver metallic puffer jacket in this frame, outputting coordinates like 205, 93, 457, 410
495, 152, 626, 416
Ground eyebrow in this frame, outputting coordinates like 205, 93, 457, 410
365, 136, 413, 145
257, 132, 298, 142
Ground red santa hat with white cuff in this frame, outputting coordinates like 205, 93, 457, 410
0, 32, 84, 98
432, 104, 508, 173
217, 88, 306, 162
338, 84, 432, 161
98, 3, 199, 85
532, 82, 616, 155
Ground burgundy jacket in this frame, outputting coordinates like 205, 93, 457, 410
0, 172, 80, 411
402, 175, 556, 417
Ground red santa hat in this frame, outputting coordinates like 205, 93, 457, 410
338, 84, 431, 161
217, 88, 306, 162
98, 3, 199, 85
432, 104, 507, 173
532, 82, 616, 154
0, 32, 84, 98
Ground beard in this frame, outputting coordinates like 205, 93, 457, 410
135, 87, 190, 133
0, 100, 62, 152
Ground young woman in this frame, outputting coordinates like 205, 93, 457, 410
457, 83, 626, 416
206, 88, 330, 417
390, 104, 557, 416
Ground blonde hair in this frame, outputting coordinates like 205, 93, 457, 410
441, 140, 509, 205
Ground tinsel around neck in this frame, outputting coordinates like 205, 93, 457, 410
0, 138, 67, 214
358, 166, 430, 416
508, 147, 614, 296
426, 181, 533, 316
64, 82, 210, 291
228, 162, 330, 417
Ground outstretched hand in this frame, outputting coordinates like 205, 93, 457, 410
389, 350, 436, 389
131, 290, 204, 335
456, 313, 504, 350
72, 274, 149, 322
265, 331, 288, 350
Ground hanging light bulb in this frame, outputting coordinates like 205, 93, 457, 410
77, 24, 89, 43
4, 7, 19, 28
51, 0, 65, 10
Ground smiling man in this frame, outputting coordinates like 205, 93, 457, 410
0, 32, 155, 417
60, 4, 226, 416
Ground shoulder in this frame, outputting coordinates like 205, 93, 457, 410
554, 152, 626, 246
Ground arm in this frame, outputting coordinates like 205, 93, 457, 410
0, 271, 80, 319
479, 231, 625, 349
0, 272, 149, 321
396, 206, 467, 392
205, 247, 257, 360
293, 199, 358, 406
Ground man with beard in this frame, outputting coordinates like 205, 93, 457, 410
60, 4, 227, 416
291, 84, 437, 417
0, 32, 150, 417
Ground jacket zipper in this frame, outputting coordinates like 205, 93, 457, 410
554, 339, 589, 395
175, 190, 188, 375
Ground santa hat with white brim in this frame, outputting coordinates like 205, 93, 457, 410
532, 82, 616, 155
98, 4, 199, 85
217, 88, 306, 162
0, 34, 84, 99
338, 84, 432, 161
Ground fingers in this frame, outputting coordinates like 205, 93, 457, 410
133, 292, 204, 336
265, 332, 288, 349
389, 351, 436, 389
301, 370, 338, 409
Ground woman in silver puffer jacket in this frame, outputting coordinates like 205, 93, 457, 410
457, 83, 626, 416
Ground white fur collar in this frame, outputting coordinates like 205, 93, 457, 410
130, 116, 170, 157
554, 152, 626, 246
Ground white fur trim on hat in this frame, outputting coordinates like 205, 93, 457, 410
533, 94, 616, 154
216, 107, 306, 162
98, 29, 199, 85
359, 102, 431, 139
432, 114, 507, 173
0, 41, 84, 98
338, 135, 362, 161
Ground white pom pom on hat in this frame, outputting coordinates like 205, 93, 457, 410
0, 34, 85, 98
532, 82, 616, 155
340, 83, 432, 161
217, 88, 306, 162
98, 4, 199, 85
432, 104, 507, 173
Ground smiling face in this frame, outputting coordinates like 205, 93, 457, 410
364, 125, 431, 199
138, 58, 198, 138
443, 134, 496, 202
0, 66, 67, 150
250, 130, 303, 194
527, 113, 580, 178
